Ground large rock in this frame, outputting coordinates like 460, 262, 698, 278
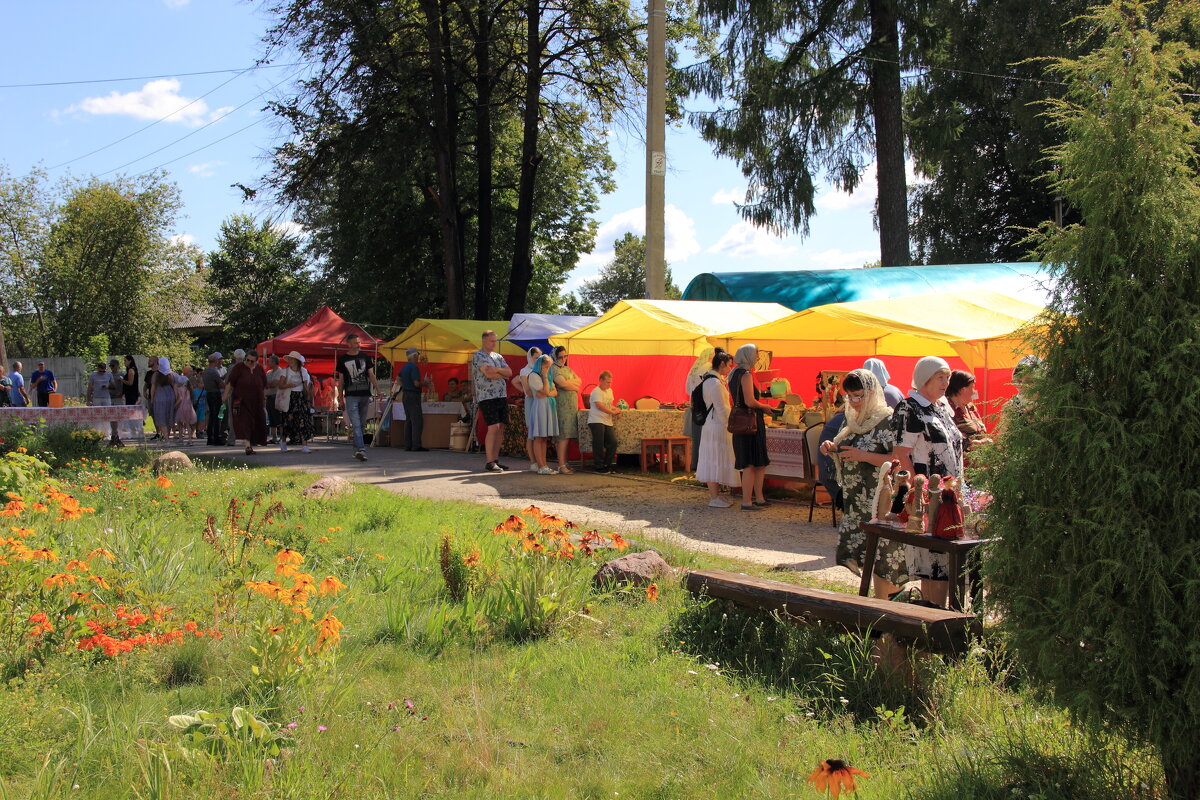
302, 475, 355, 500
592, 550, 673, 588
152, 451, 193, 475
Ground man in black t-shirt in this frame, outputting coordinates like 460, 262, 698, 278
336, 334, 380, 461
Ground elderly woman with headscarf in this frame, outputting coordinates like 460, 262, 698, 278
730, 344, 773, 511
684, 346, 715, 472
695, 349, 738, 507
892, 355, 965, 606
149, 358, 177, 440
863, 358, 904, 408
526, 354, 560, 474
227, 350, 269, 454
820, 369, 907, 597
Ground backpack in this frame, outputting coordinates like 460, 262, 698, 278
690, 375, 715, 427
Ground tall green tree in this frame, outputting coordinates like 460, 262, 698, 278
682, 0, 928, 267
576, 232, 681, 313
981, 4, 1200, 798
206, 214, 315, 347
905, 0, 1089, 264
0, 165, 54, 357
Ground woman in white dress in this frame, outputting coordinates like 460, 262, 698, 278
695, 350, 739, 507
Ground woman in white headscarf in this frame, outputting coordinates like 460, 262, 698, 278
730, 344, 773, 511
862, 358, 904, 408
683, 346, 715, 472
820, 369, 907, 597
149, 358, 177, 439
892, 355, 964, 606
515, 347, 542, 471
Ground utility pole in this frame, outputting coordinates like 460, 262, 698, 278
644, 0, 666, 299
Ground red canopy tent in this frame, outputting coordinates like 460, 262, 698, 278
257, 306, 383, 377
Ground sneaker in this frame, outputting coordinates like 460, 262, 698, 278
708, 497, 733, 508
496, 462, 512, 471
301, 445, 311, 454
485, 461, 503, 473
537, 466, 557, 475
280, 442, 288, 453
529, 462, 538, 472
355, 450, 366, 461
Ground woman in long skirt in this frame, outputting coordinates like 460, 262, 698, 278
228, 351, 269, 454
695, 351, 739, 507
526, 354, 559, 474
277, 351, 314, 453
149, 359, 176, 440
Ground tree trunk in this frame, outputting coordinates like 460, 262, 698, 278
505, 0, 542, 318
419, 0, 465, 317
1163, 743, 1200, 800
473, 4, 495, 320
868, 0, 910, 267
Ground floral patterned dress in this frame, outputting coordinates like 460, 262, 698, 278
834, 416, 910, 585
892, 394, 964, 580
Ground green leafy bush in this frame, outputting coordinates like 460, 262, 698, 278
0, 450, 52, 497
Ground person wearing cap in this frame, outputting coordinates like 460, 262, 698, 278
891, 355, 965, 607
397, 346, 427, 452
276, 351, 314, 453
337, 333, 381, 461
30, 360, 56, 407
202, 353, 226, 446
8, 361, 29, 407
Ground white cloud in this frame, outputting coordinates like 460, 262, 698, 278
710, 187, 746, 205
68, 79, 233, 126
706, 221, 799, 260
578, 204, 700, 270
804, 247, 880, 271
188, 161, 222, 177
170, 233, 197, 247
273, 220, 307, 238
814, 160, 928, 212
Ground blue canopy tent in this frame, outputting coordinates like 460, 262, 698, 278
682, 263, 1050, 311
503, 313, 598, 354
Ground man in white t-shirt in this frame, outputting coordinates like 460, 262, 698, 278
587, 370, 622, 472
470, 329, 513, 472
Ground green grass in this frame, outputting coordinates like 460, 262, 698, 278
0, 449, 1166, 799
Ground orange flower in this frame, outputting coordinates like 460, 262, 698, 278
522, 505, 543, 515
807, 760, 869, 798
29, 547, 58, 562
520, 530, 543, 552
89, 576, 111, 589
43, 573, 78, 589
462, 550, 481, 567
82, 485, 100, 493
31, 503, 48, 513
493, 514, 528, 535
87, 548, 115, 563
155, 476, 173, 489
275, 548, 304, 566
4, 492, 21, 501
607, 533, 629, 552
4, 499, 26, 513
317, 536, 331, 543
65, 559, 90, 573
645, 583, 659, 602
318, 575, 347, 596
315, 613, 344, 649
9, 527, 34, 538
373, 553, 386, 561
267, 624, 285, 635
537, 512, 566, 528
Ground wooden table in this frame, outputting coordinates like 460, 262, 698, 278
640, 435, 692, 473
859, 522, 997, 611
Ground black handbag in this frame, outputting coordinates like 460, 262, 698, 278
726, 368, 758, 435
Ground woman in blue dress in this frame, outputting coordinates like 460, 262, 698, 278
526, 354, 560, 475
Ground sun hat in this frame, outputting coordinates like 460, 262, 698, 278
285, 351, 306, 365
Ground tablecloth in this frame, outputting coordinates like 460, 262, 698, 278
575, 409, 686, 455
0, 405, 147, 424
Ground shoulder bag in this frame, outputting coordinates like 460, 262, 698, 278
726, 368, 758, 436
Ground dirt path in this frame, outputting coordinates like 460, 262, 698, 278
167, 439, 855, 587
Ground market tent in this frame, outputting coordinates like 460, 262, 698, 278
258, 306, 382, 377
683, 263, 1049, 311
380, 319, 526, 398
503, 313, 598, 355
711, 288, 1045, 417
549, 299, 793, 404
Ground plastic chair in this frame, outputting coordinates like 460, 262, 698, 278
633, 396, 661, 410
803, 422, 838, 526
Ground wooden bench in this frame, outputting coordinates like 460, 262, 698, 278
640, 435, 692, 474
685, 568, 981, 654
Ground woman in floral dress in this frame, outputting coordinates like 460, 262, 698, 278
822, 369, 908, 598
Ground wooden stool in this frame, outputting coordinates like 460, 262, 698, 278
640, 436, 692, 474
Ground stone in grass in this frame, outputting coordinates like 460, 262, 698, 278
152, 451, 194, 475
303, 475, 355, 500
592, 549, 673, 588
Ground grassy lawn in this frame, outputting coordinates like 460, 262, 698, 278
0, 432, 1162, 799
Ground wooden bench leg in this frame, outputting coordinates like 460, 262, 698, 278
859, 530, 880, 598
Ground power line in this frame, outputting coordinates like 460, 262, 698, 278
0, 61, 316, 89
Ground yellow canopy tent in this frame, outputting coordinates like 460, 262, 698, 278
548, 299, 793, 403
550, 299, 793, 357
380, 319, 524, 364
711, 289, 1045, 410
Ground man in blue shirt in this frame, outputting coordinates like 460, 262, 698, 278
9, 361, 29, 407
398, 347, 426, 451
30, 360, 56, 407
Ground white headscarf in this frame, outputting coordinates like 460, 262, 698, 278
525, 346, 542, 369
733, 344, 757, 370
686, 347, 715, 393
863, 358, 890, 386
833, 369, 892, 443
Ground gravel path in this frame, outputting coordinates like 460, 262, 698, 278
165, 439, 855, 587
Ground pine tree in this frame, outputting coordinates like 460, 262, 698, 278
982, 3, 1200, 797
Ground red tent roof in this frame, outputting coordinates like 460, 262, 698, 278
258, 306, 383, 376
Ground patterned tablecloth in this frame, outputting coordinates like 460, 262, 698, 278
763, 426, 809, 479
576, 409, 686, 455
0, 405, 147, 424
392, 401, 465, 421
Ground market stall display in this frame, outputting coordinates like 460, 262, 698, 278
258, 306, 381, 378
390, 401, 467, 449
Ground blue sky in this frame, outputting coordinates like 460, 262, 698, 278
1, 0, 885, 297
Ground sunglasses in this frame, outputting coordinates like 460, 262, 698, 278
846, 392, 866, 402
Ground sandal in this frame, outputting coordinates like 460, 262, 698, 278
245, 446, 255, 455
558, 465, 575, 474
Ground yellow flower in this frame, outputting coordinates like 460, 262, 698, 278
315, 613, 344, 649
